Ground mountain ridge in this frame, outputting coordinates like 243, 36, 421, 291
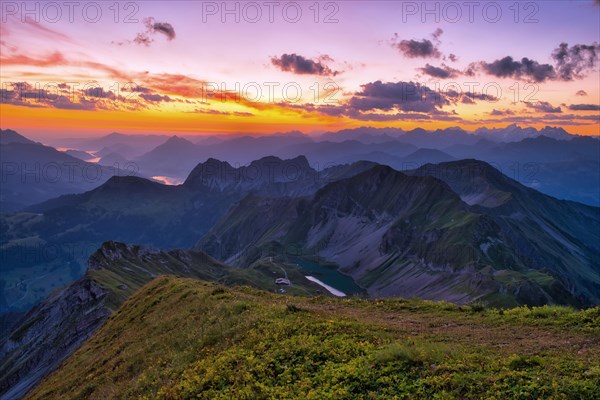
0, 240, 329, 399
22, 276, 600, 400
198, 160, 599, 306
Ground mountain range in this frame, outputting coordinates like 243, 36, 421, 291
0, 128, 599, 399
1, 133, 597, 319
0, 130, 133, 212
198, 160, 599, 307
72, 126, 600, 205
3, 128, 598, 208
0, 155, 373, 315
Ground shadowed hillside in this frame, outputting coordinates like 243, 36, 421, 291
198, 161, 600, 306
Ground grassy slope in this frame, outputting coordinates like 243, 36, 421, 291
88, 243, 326, 312
27, 277, 600, 400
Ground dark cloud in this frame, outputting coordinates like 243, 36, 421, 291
551, 42, 600, 80
279, 80, 465, 122
480, 56, 556, 82
520, 58, 557, 82
462, 91, 498, 102
568, 103, 600, 111
133, 34, 152, 46
489, 108, 515, 116
398, 39, 441, 58
132, 17, 176, 46
318, 80, 496, 121
347, 111, 461, 122
392, 33, 441, 58
0, 80, 176, 111
0, 89, 46, 108
477, 113, 599, 126
463, 63, 477, 77
192, 108, 254, 117
351, 81, 449, 113
525, 101, 562, 113
538, 113, 599, 122
122, 85, 152, 93
392, 29, 446, 59
152, 21, 176, 40
479, 43, 599, 82
448, 53, 458, 62
576, 90, 588, 96
1, 82, 104, 111
83, 87, 117, 100
271, 53, 338, 76
418, 63, 460, 78
233, 111, 254, 117
139, 93, 172, 102
52, 97, 100, 111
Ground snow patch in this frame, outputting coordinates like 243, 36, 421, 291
305, 276, 346, 297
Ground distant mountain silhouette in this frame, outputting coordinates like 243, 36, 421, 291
0, 133, 126, 211
63, 149, 95, 161
0, 129, 36, 145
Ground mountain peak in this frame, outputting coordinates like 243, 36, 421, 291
412, 159, 518, 208
291, 155, 311, 169
250, 155, 284, 165
97, 175, 164, 191
1, 129, 36, 145
530, 135, 558, 142
331, 164, 405, 189
88, 241, 134, 270
184, 158, 235, 186
105, 132, 126, 138
165, 135, 192, 145
418, 159, 502, 176
203, 157, 231, 165
249, 155, 311, 170
363, 163, 396, 176
414, 158, 509, 186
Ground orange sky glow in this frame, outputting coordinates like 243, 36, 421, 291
1, 1, 598, 139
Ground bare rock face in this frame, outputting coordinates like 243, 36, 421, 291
0, 242, 132, 399
0, 240, 239, 400
0, 278, 109, 400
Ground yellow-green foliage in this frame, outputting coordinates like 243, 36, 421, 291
27, 277, 600, 400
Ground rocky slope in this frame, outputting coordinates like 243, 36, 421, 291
410, 160, 600, 302
198, 161, 600, 306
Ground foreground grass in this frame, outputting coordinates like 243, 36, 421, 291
27, 277, 600, 400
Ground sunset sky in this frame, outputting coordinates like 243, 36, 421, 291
1, 0, 599, 139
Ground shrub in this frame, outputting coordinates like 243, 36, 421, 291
285, 304, 304, 313
469, 301, 486, 313
508, 354, 542, 370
